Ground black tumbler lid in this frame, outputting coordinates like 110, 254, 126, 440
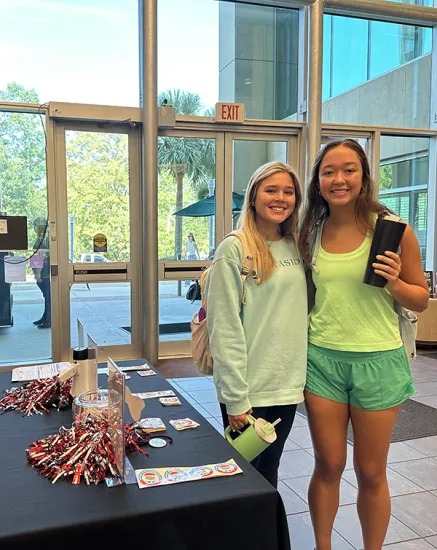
73, 346, 88, 361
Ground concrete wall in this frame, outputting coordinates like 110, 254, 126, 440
322, 54, 432, 162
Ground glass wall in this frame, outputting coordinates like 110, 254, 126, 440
322, 15, 432, 128
379, 136, 430, 265
157, 136, 216, 261
0, 112, 51, 365
158, 0, 299, 120
0, 0, 139, 107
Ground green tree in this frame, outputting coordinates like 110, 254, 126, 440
66, 132, 130, 261
157, 89, 215, 260
379, 164, 393, 191
0, 82, 47, 245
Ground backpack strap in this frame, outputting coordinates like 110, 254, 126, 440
227, 230, 255, 305
308, 220, 325, 274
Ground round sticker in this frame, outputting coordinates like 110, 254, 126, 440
138, 470, 162, 486
214, 462, 239, 474
149, 438, 167, 448
165, 468, 188, 482
189, 466, 213, 478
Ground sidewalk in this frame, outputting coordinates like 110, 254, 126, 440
0, 281, 198, 365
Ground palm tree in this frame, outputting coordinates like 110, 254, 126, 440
157, 89, 215, 262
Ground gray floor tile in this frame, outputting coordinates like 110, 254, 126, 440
391, 492, 437, 537
404, 436, 437, 458
293, 413, 308, 428
426, 535, 437, 547
277, 481, 309, 515
178, 391, 197, 405
176, 378, 215, 392
167, 379, 181, 389
388, 442, 428, 464
188, 389, 218, 404
410, 395, 437, 408
284, 438, 301, 451
279, 449, 315, 480
334, 504, 419, 549
382, 540, 435, 549
287, 511, 354, 550
390, 458, 437, 491
342, 468, 424, 497
413, 372, 437, 384
189, 401, 213, 418
289, 426, 314, 450
205, 417, 224, 435
284, 475, 358, 506
200, 401, 222, 418
414, 382, 437, 397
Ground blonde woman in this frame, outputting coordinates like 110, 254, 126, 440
206, 161, 307, 487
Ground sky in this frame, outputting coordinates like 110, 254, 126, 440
0, 0, 219, 108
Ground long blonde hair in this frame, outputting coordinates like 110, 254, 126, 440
237, 161, 302, 284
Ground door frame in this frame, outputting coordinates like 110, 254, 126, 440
158, 126, 301, 358
53, 120, 142, 361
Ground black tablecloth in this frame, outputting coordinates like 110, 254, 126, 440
0, 362, 290, 550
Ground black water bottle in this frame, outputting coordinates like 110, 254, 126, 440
363, 215, 406, 288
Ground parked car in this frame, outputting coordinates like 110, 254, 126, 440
78, 254, 109, 263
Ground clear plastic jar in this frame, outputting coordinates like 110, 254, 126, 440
73, 389, 111, 427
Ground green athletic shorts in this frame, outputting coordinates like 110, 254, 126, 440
306, 342, 416, 410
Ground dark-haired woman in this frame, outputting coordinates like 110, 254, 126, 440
298, 139, 429, 550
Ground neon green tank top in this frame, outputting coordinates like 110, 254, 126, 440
309, 225, 402, 352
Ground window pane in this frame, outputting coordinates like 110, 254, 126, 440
331, 17, 368, 97
379, 136, 429, 264
322, 15, 332, 101
0, 111, 51, 365
159, 281, 199, 342
158, 0, 299, 120
66, 131, 130, 263
0, 0, 139, 106
385, 0, 433, 5
370, 21, 431, 79
323, 16, 432, 127
157, 137, 216, 261
70, 283, 131, 347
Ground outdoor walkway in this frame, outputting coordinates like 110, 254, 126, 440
167, 354, 437, 550
0, 281, 196, 365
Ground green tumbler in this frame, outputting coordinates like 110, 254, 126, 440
224, 415, 281, 462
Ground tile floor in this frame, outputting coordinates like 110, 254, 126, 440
167, 355, 437, 550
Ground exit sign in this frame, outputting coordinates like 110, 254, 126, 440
216, 102, 245, 123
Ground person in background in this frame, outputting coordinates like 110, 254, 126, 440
184, 232, 200, 260
298, 139, 429, 550
206, 161, 308, 488
32, 217, 51, 329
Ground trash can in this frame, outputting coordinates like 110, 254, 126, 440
0, 252, 13, 327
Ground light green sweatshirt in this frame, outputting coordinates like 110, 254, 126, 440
206, 236, 307, 416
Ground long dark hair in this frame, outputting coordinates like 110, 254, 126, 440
298, 139, 388, 266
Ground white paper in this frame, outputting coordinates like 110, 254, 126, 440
133, 390, 175, 399
12, 362, 71, 382
4, 257, 27, 283
0, 220, 7, 234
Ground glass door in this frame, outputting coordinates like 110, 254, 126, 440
158, 129, 300, 358
54, 121, 141, 361
157, 129, 223, 357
